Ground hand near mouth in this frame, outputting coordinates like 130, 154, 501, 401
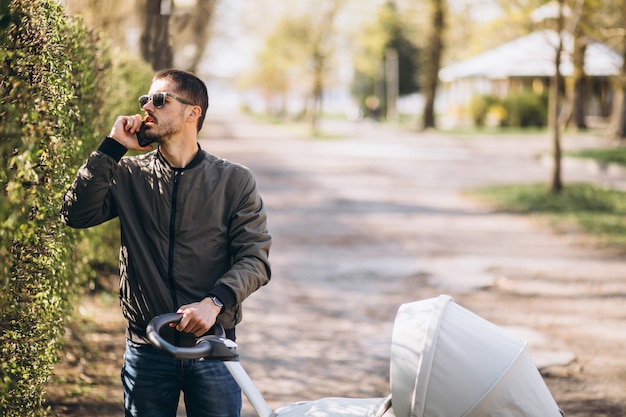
108, 114, 154, 151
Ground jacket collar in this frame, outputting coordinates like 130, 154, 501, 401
157, 143, 204, 170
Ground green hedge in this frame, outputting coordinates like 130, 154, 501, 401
468, 91, 549, 128
468, 94, 498, 127
74, 48, 156, 291
0, 0, 152, 415
501, 91, 548, 128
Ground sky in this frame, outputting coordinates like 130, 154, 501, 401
202, 0, 503, 78
200, 1, 251, 77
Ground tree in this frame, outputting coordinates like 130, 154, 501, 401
250, 0, 347, 134
548, 0, 566, 193
63, 0, 136, 48
561, 0, 612, 132
608, 0, 626, 140
64, 0, 219, 73
307, 0, 345, 133
504, 0, 625, 140
421, 0, 446, 130
577, 0, 626, 140
251, 17, 309, 118
570, 24, 587, 130
351, 0, 420, 120
140, 0, 173, 70
169, 0, 219, 73
502, 0, 587, 191
568, 0, 590, 130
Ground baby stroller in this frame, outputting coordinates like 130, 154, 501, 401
147, 294, 564, 417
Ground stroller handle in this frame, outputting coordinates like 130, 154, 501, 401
148, 314, 272, 417
146, 313, 238, 361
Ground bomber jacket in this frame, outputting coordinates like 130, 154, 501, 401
61, 137, 271, 344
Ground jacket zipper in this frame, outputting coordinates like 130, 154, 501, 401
169, 170, 182, 346
168, 170, 181, 309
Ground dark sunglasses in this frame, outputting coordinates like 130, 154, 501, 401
139, 92, 195, 109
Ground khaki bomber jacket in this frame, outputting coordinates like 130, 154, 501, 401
61, 137, 271, 343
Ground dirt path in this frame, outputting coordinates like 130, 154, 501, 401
47, 114, 626, 416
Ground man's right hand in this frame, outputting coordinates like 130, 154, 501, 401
109, 114, 153, 151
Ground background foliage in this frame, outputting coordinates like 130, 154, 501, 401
351, 1, 420, 118
469, 91, 549, 128
0, 0, 152, 414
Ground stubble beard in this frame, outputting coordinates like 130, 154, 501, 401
150, 112, 185, 145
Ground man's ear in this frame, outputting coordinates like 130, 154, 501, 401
187, 105, 202, 124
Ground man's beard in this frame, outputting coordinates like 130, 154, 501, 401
149, 118, 184, 144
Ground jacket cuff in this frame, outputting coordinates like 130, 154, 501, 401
98, 136, 127, 162
207, 284, 237, 313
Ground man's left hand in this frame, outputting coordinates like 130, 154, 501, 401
174, 298, 221, 337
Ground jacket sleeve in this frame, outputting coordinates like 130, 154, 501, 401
217, 170, 272, 306
60, 137, 127, 229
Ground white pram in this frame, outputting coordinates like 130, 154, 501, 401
147, 294, 564, 417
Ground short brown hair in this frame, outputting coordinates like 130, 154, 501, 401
154, 69, 209, 132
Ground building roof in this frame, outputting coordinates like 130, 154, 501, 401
439, 30, 623, 82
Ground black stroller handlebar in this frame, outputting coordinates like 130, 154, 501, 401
146, 313, 239, 361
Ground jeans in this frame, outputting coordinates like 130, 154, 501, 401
122, 341, 241, 417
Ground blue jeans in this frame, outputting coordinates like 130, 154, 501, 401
122, 341, 241, 417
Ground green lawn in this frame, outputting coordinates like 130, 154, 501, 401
469, 182, 626, 252
568, 147, 626, 167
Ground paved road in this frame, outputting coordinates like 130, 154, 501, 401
198, 113, 625, 417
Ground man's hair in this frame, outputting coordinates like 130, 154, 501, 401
154, 69, 209, 132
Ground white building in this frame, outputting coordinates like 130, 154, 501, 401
438, 30, 623, 126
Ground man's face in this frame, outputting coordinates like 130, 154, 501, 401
141, 79, 187, 143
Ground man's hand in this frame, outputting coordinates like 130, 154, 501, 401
174, 298, 221, 337
109, 114, 153, 151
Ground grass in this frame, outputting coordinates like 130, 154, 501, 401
469, 182, 626, 251
441, 125, 549, 136
568, 147, 626, 167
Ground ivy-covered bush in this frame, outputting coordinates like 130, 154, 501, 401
0, 1, 106, 414
75, 48, 155, 291
0, 0, 152, 415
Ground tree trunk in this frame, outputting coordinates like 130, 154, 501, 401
549, 0, 565, 193
611, 87, 626, 141
571, 36, 588, 130
172, 0, 218, 74
421, 0, 445, 130
563, 0, 587, 130
609, 6, 626, 141
140, 0, 173, 71
386, 48, 399, 122
307, 0, 343, 136
310, 55, 323, 135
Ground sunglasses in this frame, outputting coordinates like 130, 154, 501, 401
139, 92, 195, 109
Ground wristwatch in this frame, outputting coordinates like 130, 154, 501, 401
208, 296, 224, 313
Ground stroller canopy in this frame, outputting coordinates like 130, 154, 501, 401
390, 295, 562, 417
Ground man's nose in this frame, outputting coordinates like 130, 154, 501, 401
142, 99, 155, 111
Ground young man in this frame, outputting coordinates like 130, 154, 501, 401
61, 69, 271, 417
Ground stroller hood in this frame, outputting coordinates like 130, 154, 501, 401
390, 295, 562, 417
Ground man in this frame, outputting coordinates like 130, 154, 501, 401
61, 69, 271, 417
